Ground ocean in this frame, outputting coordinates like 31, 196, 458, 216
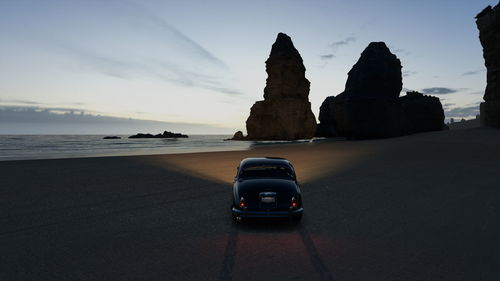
0, 135, 253, 161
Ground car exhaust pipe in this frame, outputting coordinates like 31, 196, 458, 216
235, 216, 242, 223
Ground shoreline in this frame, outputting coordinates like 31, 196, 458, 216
0, 135, 336, 162
3, 127, 492, 183
2, 128, 498, 184
0, 126, 484, 162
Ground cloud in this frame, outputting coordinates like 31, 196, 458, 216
320, 54, 335, 60
0, 106, 89, 122
320, 36, 356, 63
442, 103, 455, 110
0, 99, 42, 105
56, 42, 229, 90
0, 106, 232, 134
120, 0, 228, 69
403, 70, 416, 77
395, 49, 410, 56
445, 105, 480, 118
204, 86, 242, 96
329, 36, 356, 48
388, 46, 410, 56
420, 87, 459, 95
0, 105, 92, 115
43, 0, 242, 96
0, 99, 90, 111
462, 69, 486, 76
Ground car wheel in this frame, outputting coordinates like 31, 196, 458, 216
291, 214, 302, 222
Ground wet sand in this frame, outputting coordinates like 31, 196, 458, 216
1, 127, 499, 280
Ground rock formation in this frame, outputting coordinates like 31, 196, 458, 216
128, 131, 188, 139
245, 33, 317, 140
228, 130, 245, 140
315, 96, 337, 137
400, 91, 445, 134
318, 42, 404, 138
476, 2, 500, 128
341, 42, 403, 100
316, 42, 445, 138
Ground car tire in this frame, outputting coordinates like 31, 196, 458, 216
291, 214, 302, 222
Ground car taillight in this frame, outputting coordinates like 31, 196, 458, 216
291, 197, 297, 208
239, 197, 246, 208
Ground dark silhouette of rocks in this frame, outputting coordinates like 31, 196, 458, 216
129, 131, 188, 139
318, 42, 404, 138
103, 136, 121, 139
229, 130, 245, 140
315, 96, 337, 137
316, 42, 445, 138
342, 42, 403, 99
245, 33, 317, 140
476, 2, 500, 128
400, 91, 445, 134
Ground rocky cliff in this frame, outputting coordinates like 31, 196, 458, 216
245, 33, 317, 140
476, 2, 500, 128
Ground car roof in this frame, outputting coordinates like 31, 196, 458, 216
239, 157, 292, 169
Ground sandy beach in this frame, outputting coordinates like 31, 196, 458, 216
1, 127, 500, 280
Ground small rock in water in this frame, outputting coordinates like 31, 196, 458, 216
229, 131, 245, 140
129, 131, 188, 139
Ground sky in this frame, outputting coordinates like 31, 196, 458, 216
0, 0, 495, 134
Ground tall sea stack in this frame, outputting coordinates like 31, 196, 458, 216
476, 2, 500, 128
245, 33, 317, 140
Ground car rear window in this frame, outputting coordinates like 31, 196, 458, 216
239, 165, 295, 180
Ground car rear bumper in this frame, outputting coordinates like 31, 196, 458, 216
232, 207, 303, 218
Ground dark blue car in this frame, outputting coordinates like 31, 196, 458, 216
231, 157, 303, 222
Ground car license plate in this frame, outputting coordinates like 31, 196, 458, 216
261, 196, 275, 203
